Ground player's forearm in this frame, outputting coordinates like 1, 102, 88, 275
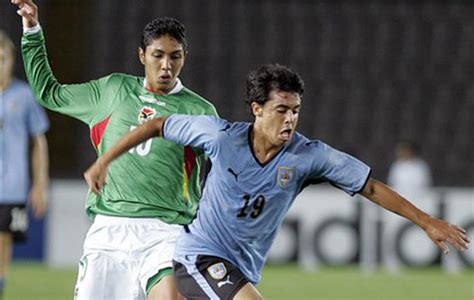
361, 178, 431, 230
31, 134, 49, 189
99, 117, 166, 166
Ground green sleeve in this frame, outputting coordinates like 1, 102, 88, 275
21, 30, 112, 125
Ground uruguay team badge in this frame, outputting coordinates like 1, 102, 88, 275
277, 167, 295, 189
207, 262, 227, 280
138, 106, 156, 124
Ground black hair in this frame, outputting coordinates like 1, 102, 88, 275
141, 17, 187, 52
245, 63, 304, 107
398, 140, 419, 154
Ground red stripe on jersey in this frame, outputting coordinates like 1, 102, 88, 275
145, 86, 166, 95
90, 116, 111, 150
184, 146, 197, 178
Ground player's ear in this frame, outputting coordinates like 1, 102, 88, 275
138, 47, 145, 65
251, 101, 263, 117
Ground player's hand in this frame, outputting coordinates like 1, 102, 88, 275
28, 184, 47, 218
424, 217, 470, 254
11, 0, 39, 28
84, 159, 109, 195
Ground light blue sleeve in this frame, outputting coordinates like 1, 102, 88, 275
308, 141, 371, 196
163, 114, 228, 158
26, 89, 50, 136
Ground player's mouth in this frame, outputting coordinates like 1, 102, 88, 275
279, 128, 293, 142
158, 74, 172, 83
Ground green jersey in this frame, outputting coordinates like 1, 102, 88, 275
22, 30, 218, 224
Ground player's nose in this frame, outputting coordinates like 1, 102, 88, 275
161, 56, 172, 70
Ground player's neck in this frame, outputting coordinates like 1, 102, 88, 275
250, 126, 284, 164
144, 78, 177, 95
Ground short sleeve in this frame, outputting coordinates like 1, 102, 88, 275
26, 90, 50, 136
163, 114, 227, 158
308, 141, 371, 196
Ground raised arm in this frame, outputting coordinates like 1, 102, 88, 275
13, 0, 109, 124
84, 117, 167, 194
360, 178, 470, 254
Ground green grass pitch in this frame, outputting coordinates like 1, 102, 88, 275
5, 262, 473, 300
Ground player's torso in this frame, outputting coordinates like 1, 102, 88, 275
195, 126, 309, 253
89, 76, 211, 221
0, 81, 31, 202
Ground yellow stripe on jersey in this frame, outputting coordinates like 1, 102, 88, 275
182, 162, 190, 201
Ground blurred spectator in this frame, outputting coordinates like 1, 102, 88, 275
0, 29, 49, 299
387, 141, 432, 197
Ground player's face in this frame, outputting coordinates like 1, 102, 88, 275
253, 90, 301, 146
0, 45, 14, 84
139, 35, 186, 94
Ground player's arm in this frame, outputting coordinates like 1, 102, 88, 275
84, 117, 167, 194
29, 134, 49, 218
13, 0, 104, 124
360, 178, 470, 254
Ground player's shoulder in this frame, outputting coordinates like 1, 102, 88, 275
180, 87, 216, 110
287, 133, 342, 162
211, 120, 250, 148
288, 132, 328, 152
90, 73, 139, 91
188, 115, 234, 131
220, 121, 250, 137
190, 116, 248, 138
102, 73, 140, 86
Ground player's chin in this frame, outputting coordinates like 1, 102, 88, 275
277, 133, 292, 144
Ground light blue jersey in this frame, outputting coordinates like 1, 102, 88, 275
164, 114, 371, 284
0, 79, 49, 204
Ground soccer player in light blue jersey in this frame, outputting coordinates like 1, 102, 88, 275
0, 29, 49, 300
84, 64, 470, 300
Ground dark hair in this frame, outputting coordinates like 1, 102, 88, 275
245, 64, 304, 107
141, 17, 187, 52
398, 140, 419, 154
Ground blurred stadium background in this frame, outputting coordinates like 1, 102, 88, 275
1, 0, 473, 299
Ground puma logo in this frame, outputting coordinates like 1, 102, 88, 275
217, 275, 233, 288
227, 168, 240, 181
219, 124, 231, 135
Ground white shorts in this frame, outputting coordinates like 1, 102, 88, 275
73, 215, 183, 300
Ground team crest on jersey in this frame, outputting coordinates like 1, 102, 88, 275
207, 262, 227, 280
277, 167, 295, 189
138, 106, 157, 124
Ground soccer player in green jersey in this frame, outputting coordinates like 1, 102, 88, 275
13, 0, 218, 299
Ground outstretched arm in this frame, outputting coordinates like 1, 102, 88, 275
84, 117, 167, 194
360, 178, 470, 254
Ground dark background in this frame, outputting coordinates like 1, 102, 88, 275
1, 0, 473, 185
